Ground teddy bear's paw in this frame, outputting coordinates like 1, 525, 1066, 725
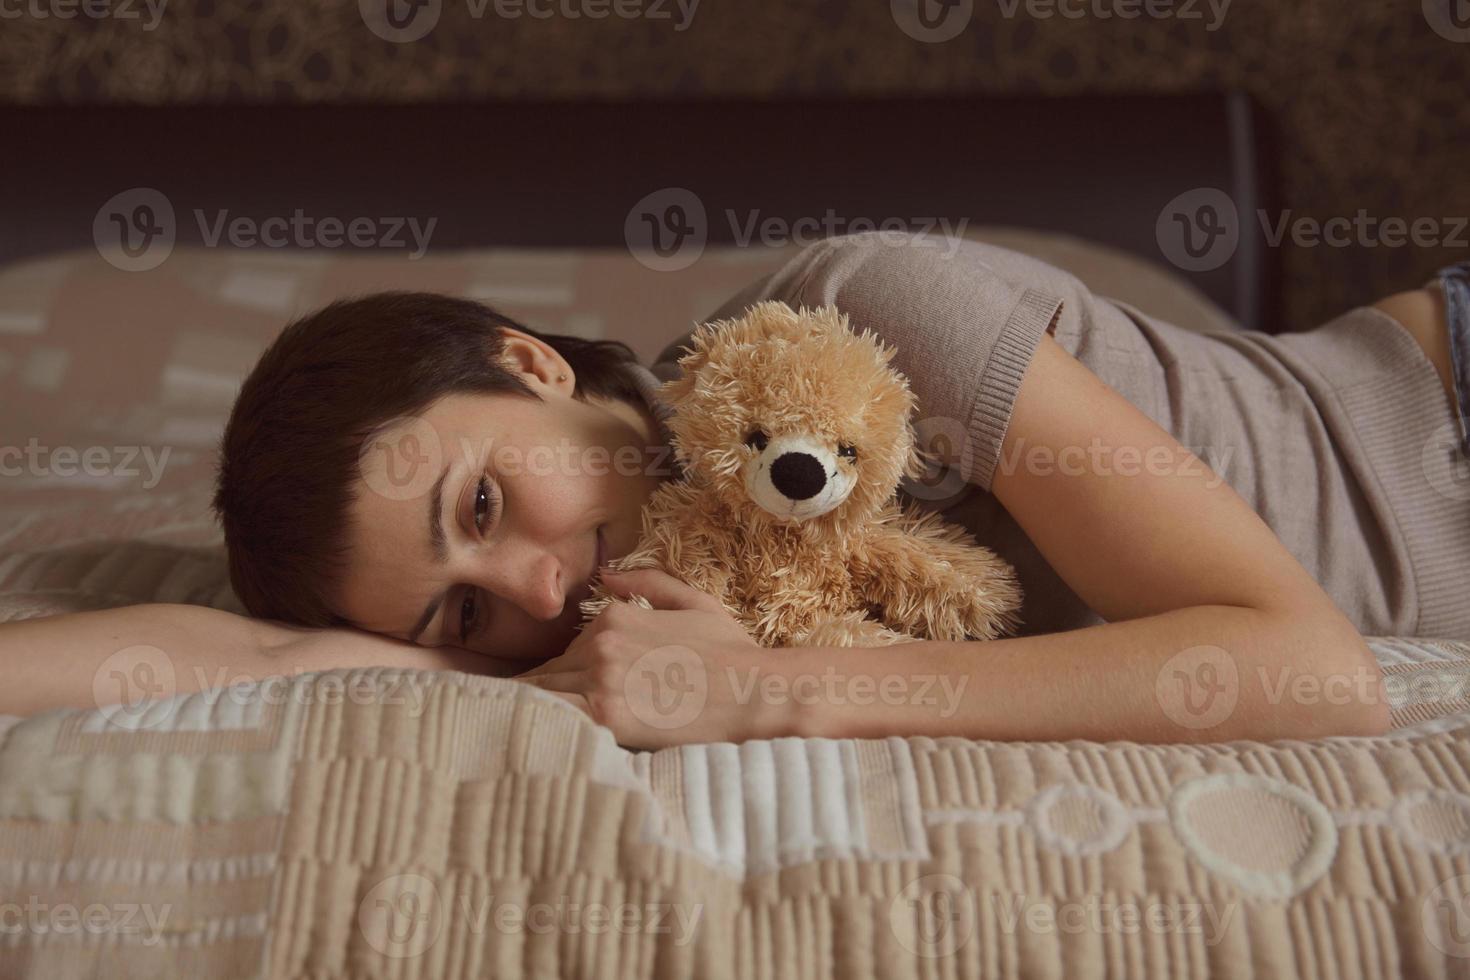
579, 591, 654, 625
934, 587, 1025, 641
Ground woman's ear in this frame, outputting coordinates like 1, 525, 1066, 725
498, 328, 576, 395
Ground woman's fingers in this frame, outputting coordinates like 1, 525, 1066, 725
514, 670, 590, 693
602, 568, 722, 613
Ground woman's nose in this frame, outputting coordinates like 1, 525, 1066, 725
473, 544, 564, 622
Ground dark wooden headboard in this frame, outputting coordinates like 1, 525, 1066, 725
0, 94, 1280, 330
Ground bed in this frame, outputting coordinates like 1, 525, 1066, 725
3, 96, 1468, 979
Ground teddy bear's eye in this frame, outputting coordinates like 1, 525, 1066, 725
745, 429, 769, 451
838, 444, 858, 460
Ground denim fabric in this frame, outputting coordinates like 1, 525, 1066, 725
1437, 259, 1470, 456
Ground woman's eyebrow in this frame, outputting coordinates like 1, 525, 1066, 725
406, 464, 453, 644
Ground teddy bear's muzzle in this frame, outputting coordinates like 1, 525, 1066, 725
742, 432, 859, 522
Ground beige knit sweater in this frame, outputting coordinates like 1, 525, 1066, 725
654, 233, 1470, 640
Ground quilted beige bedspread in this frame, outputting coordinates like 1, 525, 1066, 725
1, 642, 1469, 980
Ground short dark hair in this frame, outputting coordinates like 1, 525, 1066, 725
213, 291, 641, 627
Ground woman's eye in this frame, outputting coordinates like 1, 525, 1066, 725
459, 591, 478, 641
838, 444, 858, 460
472, 475, 499, 533
745, 429, 769, 451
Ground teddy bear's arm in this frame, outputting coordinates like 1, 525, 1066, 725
578, 525, 741, 625
855, 506, 1023, 642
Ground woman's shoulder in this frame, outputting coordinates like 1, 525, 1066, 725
655, 232, 1069, 371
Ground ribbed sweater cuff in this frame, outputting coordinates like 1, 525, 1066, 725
962, 288, 1064, 492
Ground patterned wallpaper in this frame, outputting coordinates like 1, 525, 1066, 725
1, 0, 1466, 327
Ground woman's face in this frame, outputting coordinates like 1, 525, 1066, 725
334, 332, 668, 662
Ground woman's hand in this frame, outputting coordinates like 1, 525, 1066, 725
515, 569, 789, 749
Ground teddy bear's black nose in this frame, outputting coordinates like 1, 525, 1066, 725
770, 452, 827, 501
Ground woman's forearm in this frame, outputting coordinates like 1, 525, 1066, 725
775, 605, 1390, 743
0, 604, 514, 717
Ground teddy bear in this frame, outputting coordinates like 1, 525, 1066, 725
583, 300, 1022, 648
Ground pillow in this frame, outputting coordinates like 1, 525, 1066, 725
0, 234, 1233, 622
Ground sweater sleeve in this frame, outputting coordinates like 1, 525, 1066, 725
661, 233, 1064, 493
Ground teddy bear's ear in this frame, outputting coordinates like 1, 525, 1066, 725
742, 301, 851, 343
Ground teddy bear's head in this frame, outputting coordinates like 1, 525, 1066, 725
660, 301, 921, 528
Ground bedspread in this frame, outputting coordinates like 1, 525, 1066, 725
1, 634, 1468, 979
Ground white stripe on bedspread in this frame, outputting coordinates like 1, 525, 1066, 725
632, 738, 929, 877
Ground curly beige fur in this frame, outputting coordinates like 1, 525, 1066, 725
582, 301, 1022, 647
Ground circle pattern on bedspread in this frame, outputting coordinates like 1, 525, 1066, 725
1393, 790, 1470, 856
1169, 772, 1338, 900
1027, 782, 1132, 857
